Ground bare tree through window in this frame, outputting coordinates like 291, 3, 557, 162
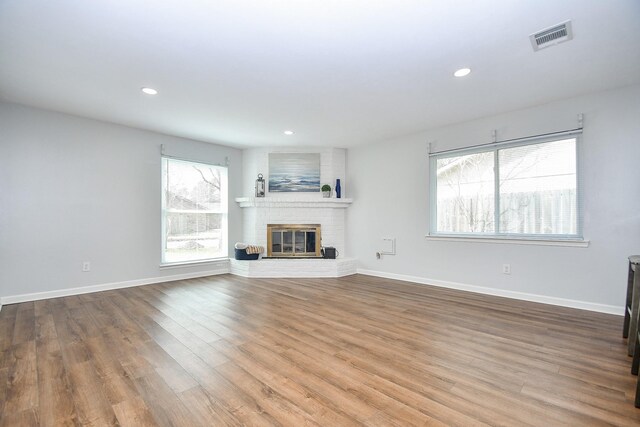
434, 138, 577, 236
436, 151, 494, 233
163, 159, 227, 263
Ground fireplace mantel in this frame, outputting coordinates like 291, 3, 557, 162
235, 197, 353, 209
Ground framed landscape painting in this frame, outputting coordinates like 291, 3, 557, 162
269, 153, 320, 192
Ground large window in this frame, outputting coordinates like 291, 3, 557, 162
162, 157, 228, 263
430, 135, 581, 239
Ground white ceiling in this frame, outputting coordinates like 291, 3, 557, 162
1, 1, 639, 148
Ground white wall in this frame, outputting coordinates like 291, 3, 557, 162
0, 102, 243, 300
347, 84, 640, 311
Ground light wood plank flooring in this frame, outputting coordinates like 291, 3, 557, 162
0, 273, 638, 426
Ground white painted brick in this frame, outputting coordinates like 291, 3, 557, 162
236, 201, 349, 261
237, 148, 350, 271
229, 258, 357, 278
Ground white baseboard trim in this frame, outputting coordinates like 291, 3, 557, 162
1, 263, 622, 316
1, 263, 230, 306
357, 269, 624, 316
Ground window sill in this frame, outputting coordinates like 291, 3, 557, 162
159, 258, 229, 269
424, 235, 589, 247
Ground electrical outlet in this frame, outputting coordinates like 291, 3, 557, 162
502, 264, 511, 275
82, 261, 91, 272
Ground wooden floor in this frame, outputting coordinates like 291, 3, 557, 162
0, 274, 638, 426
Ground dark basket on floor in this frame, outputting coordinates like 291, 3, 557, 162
235, 248, 259, 260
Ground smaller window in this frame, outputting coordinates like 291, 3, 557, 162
430, 135, 581, 239
162, 157, 228, 264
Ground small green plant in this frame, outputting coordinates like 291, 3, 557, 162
321, 184, 331, 192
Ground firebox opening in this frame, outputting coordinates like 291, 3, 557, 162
267, 224, 321, 257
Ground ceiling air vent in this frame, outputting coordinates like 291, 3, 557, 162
530, 20, 573, 51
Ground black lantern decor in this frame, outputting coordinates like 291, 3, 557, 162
255, 173, 265, 197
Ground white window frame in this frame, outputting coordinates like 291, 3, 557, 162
428, 131, 585, 243
161, 156, 228, 266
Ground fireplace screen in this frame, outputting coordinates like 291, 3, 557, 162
267, 224, 321, 257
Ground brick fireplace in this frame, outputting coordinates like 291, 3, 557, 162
235, 197, 350, 256
232, 147, 356, 277
232, 197, 356, 277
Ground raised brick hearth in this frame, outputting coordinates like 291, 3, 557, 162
229, 257, 357, 277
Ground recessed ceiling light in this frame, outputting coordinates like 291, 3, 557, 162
454, 68, 471, 77
284, 130, 294, 135
141, 87, 158, 95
